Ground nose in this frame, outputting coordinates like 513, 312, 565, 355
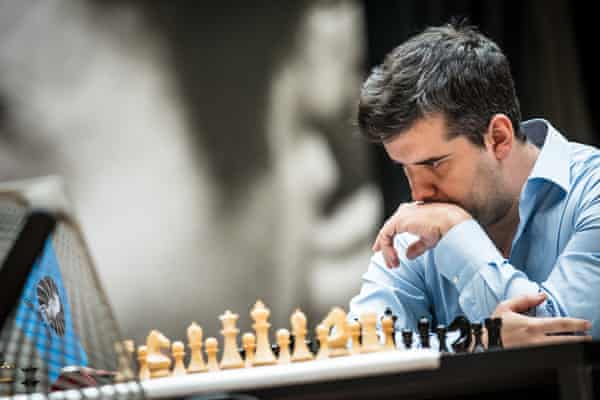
406, 169, 437, 202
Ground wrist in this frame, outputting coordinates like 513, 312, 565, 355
440, 208, 472, 235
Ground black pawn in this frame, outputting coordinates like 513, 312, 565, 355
21, 367, 38, 394
436, 325, 449, 353
417, 317, 430, 348
471, 322, 486, 353
289, 334, 296, 353
271, 343, 280, 357
401, 329, 413, 350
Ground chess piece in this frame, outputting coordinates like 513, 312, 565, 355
21, 367, 38, 394
171, 341, 187, 376
205, 337, 220, 371
381, 315, 396, 351
242, 333, 256, 368
493, 318, 504, 349
0, 360, 15, 386
137, 345, 150, 380
359, 312, 381, 353
448, 315, 472, 353
315, 324, 329, 360
472, 322, 486, 353
277, 329, 291, 364
417, 317, 430, 348
436, 325, 449, 353
220, 310, 244, 369
322, 307, 350, 357
485, 318, 503, 350
348, 319, 361, 354
383, 307, 398, 346
146, 330, 172, 378
187, 322, 208, 373
114, 340, 135, 382
401, 329, 413, 350
290, 309, 313, 362
250, 300, 277, 366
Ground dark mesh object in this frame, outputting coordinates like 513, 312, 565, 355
0, 194, 142, 398
0, 199, 26, 267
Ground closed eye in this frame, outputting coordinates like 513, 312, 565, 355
417, 154, 451, 169
391, 153, 452, 169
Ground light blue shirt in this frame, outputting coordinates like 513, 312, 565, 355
349, 119, 600, 339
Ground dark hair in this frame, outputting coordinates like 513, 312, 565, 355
357, 23, 523, 145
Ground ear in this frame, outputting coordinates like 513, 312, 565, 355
485, 114, 514, 161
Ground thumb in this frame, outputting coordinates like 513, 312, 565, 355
502, 292, 547, 313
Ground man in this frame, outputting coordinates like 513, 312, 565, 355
350, 22, 597, 347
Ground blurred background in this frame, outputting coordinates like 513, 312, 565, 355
0, 0, 597, 346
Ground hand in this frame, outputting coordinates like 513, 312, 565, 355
372, 202, 471, 267
492, 293, 592, 348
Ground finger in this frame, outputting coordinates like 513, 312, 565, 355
372, 232, 381, 252
372, 221, 395, 252
501, 292, 547, 313
406, 239, 428, 260
536, 334, 592, 345
533, 317, 592, 334
382, 244, 399, 268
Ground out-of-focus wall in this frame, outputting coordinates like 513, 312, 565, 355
0, 0, 379, 345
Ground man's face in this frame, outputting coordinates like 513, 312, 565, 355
383, 114, 513, 227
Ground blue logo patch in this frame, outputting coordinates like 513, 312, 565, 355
14, 237, 88, 382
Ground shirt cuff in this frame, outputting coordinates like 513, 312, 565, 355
433, 219, 505, 292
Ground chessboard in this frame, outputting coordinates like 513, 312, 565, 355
1, 178, 599, 400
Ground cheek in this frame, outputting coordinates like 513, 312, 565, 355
437, 163, 479, 201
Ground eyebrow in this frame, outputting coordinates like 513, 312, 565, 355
393, 153, 452, 167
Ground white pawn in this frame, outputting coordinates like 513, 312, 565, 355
137, 345, 150, 380
348, 320, 361, 355
382, 316, 396, 351
290, 309, 313, 362
242, 332, 256, 368
277, 329, 291, 364
360, 312, 381, 353
250, 300, 277, 366
114, 340, 135, 382
171, 341, 187, 376
315, 324, 329, 360
219, 310, 244, 369
187, 322, 207, 373
205, 337, 220, 372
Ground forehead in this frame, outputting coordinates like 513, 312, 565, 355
383, 115, 461, 164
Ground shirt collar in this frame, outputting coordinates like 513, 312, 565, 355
522, 118, 571, 194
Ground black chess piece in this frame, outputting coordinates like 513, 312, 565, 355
289, 334, 296, 353
238, 347, 246, 360
448, 315, 472, 353
271, 343, 280, 357
493, 318, 504, 349
484, 318, 498, 350
417, 317, 430, 348
471, 322, 486, 353
436, 325, 449, 353
309, 334, 319, 354
401, 329, 413, 349
21, 367, 38, 394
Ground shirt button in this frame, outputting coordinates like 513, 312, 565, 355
452, 276, 459, 284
